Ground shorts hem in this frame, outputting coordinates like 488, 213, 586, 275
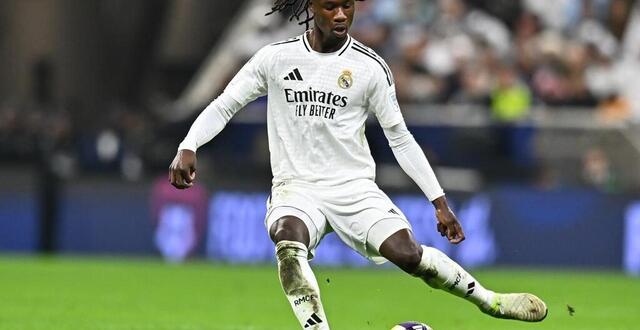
364, 216, 412, 262
265, 205, 322, 251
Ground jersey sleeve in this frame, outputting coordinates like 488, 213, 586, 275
367, 60, 404, 128
176, 46, 274, 152
223, 46, 271, 106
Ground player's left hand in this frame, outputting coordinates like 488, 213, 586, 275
432, 196, 465, 244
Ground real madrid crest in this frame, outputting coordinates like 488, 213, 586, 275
338, 70, 353, 89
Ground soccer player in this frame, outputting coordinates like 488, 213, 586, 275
169, 0, 548, 328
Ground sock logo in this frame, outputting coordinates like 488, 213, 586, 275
294, 294, 316, 306
284, 68, 304, 81
448, 272, 462, 291
465, 281, 475, 297
304, 312, 323, 328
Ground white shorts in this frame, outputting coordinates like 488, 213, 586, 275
264, 179, 411, 264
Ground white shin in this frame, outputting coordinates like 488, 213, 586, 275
413, 246, 494, 307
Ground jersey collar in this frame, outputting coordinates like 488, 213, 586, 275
302, 30, 352, 57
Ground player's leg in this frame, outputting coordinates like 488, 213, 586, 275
269, 214, 329, 329
378, 228, 495, 304
377, 228, 547, 322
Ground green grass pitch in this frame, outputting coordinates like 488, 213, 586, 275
0, 256, 638, 330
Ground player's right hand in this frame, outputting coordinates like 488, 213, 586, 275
169, 149, 197, 189
432, 196, 465, 244
435, 209, 465, 244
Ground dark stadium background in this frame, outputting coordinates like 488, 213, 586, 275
1, 1, 640, 329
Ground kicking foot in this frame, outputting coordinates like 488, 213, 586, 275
480, 293, 548, 322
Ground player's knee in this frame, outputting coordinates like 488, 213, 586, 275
272, 227, 302, 243
270, 216, 310, 246
391, 245, 423, 274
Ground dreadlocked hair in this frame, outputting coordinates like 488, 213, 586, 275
266, 0, 363, 30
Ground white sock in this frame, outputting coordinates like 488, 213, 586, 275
276, 240, 329, 330
413, 246, 494, 307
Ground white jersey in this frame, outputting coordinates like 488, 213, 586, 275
224, 32, 403, 186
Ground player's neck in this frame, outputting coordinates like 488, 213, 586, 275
307, 29, 348, 53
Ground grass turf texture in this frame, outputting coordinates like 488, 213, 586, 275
0, 256, 637, 330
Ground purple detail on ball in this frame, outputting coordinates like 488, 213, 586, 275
398, 322, 429, 329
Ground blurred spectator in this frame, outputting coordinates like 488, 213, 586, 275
597, 94, 631, 123
392, 26, 445, 103
581, 147, 618, 192
491, 65, 531, 122
450, 61, 492, 106
513, 11, 542, 78
489, 65, 534, 173
609, 0, 633, 40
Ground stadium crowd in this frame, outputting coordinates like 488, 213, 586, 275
348, 0, 640, 123
1, 0, 638, 189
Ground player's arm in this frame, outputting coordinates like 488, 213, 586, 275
169, 47, 270, 189
366, 57, 464, 243
382, 122, 464, 244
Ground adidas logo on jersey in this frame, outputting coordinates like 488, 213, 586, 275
284, 68, 304, 81
303, 313, 323, 328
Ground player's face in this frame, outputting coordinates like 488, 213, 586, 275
310, 0, 355, 40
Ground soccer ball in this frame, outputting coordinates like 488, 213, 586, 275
391, 321, 433, 330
